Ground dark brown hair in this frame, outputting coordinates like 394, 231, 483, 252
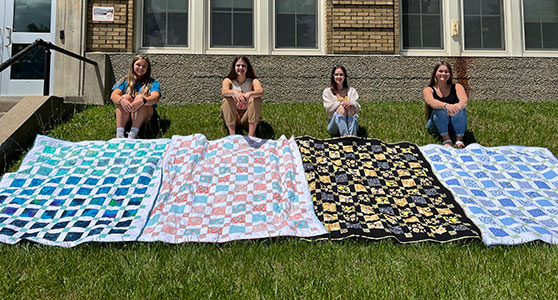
429, 61, 453, 87
330, 65, 348, 94
226, 56, 257, 80
425, 61, 454, 121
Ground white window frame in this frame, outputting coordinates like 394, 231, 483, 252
136, 0, 196, 54
136, 0, 325, 55
520, 0, 558, 56
400, 0, 558, 57
271, 0, 325, 55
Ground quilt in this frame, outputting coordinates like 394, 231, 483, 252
296, 136, 480, 242
139, 134, 327, 243
0, 135, 169, 247
420, 144, 558, 245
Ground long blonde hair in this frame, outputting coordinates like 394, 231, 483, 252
118, 54, 153, 96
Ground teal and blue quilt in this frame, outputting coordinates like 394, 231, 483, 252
0, 135, 169, 247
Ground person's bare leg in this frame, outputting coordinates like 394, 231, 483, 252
248, 123, 257, 137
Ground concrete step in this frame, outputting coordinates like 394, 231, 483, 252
0, 97, 24, 113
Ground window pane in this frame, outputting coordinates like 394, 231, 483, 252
297, 0, 315, 14
542, 20, 558, 48
402, 0, 420, 14
13, 0, 51, 32
523, 0, 558, 50
421, 0, 440, 14
233, 12, 253, 46
401, 0, 442, 49
464, 16, 482, 49
464, 0, 481, 15
144, 0, 188, 47
422, 15, 441, 48
144, 12, 166, 46
402, 15, 421, 48
277, 0, 295, 13
297, 14, 316, 47
169, 0, 188, 10
168, 12, 188, 45
213, 0, 232, 9
481, 0, 501, 15
275, 0, 316, 48
234, 0, 252, 9
211, 12, 232, 46
276, 14, 295, 47
11, 44, 45, 79
482, 16, 503, 49
524, 22, 542, 49
464, 0, 504, 50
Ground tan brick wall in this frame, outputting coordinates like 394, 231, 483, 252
87, 0, 133, 52
326, 0, 399, 54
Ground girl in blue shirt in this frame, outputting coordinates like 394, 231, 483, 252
110, 55, 161, 139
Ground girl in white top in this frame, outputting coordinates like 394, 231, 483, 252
323, 65, 361, 137
220, 56, 264, 137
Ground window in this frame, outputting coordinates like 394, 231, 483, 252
401, 0, 443, 49
211, 0, 253, 47
463, 0, 504, 50
524, 0, 558, 50
275, 0, 317, 48
144, 0, 189, 47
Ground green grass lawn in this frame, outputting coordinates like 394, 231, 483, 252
1, 101, 558, 299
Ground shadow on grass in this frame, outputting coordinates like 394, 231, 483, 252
223, 120, 276, 140
357, 126, 368, 138
427, 127, 477, 146
125, 114, 171, 139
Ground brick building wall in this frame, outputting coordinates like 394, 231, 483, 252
87, 0, 134, 52
327, 0, 399, 54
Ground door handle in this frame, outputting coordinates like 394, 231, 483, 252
5, 26, 12, 47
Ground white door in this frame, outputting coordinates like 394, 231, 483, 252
0, 0, 56, 95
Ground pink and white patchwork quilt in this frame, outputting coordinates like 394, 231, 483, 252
139, 134, 326, 243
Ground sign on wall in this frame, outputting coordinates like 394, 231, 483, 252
92, 6, 114, 22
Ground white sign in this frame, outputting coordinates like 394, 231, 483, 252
93, 6, 114, 22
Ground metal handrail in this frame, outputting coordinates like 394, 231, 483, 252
0, 38, 98, 96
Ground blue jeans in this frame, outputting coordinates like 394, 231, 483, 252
328, 113, 358, 137
426, 108, 467, 137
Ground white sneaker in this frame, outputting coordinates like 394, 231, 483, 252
116, 131, 125, 138
127, 132, 138, 139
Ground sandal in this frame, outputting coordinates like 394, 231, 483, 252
442, 139, 453, 147
455, 140, 465, 149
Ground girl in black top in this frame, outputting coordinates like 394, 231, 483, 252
423, 62, 468, 148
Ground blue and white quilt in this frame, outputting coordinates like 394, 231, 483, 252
420, 144, 558, 245
0, 135, 169, 247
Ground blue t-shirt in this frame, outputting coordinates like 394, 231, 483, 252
112, 78, 161, 97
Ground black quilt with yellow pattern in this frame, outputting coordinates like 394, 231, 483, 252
295, 136, 480, 243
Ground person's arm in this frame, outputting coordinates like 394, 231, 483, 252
111, 85, 134, 112
221, 78, 245, 101
110, 88, 124, 105
323, 88, 340, 114
245, 78, 264, 99
344, 87, 360, 112
446, 84, 468, 116
423, 86, 448, 110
